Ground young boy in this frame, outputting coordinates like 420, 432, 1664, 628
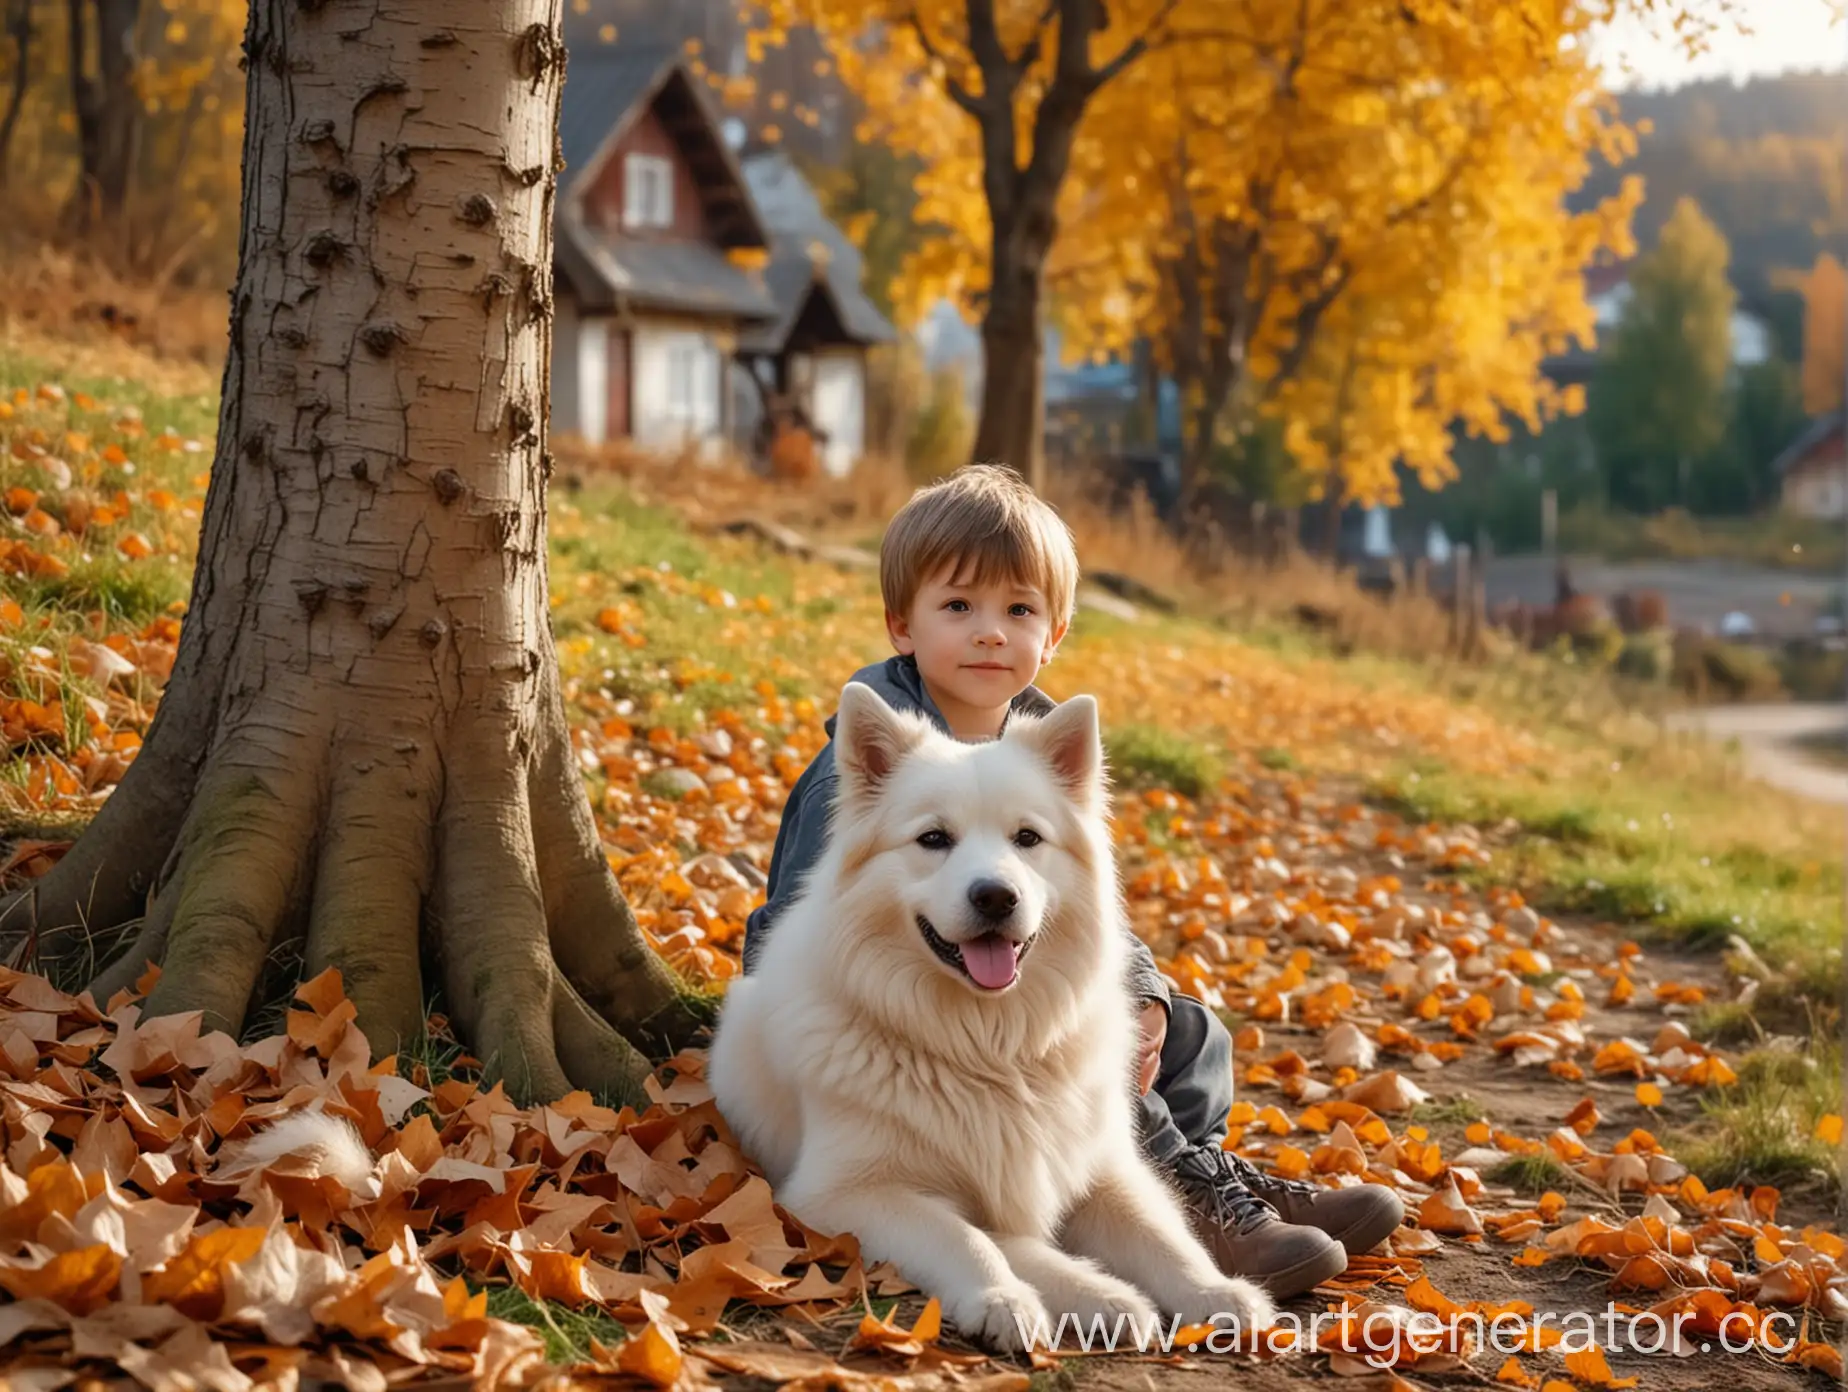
740, 465, 1401, 1298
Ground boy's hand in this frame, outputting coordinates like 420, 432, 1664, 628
1136, 1001, 1167, 1095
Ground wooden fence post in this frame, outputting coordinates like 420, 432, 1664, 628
1449, 544, 1472, 653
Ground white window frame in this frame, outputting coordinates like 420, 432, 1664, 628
622, 153, 674, 230
666, 340, 702, 424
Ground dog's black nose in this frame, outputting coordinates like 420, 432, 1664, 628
968, 879, 1018, 922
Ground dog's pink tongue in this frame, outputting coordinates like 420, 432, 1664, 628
961, 935, 1019, 989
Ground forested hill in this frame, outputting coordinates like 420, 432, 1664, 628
1572, 70, 1847, 338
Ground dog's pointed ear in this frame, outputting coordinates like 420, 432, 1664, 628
835, 682, 925, 802
1016, 695, 1104, 809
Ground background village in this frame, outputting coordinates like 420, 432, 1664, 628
1, 2, 1846, 690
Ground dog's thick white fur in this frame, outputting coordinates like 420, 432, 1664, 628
708, 684, 1273, 1352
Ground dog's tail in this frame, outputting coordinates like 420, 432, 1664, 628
234, 1109, 374, 1190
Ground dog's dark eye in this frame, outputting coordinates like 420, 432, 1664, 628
917, 828, 954, 851
1014, 827, 1042, 849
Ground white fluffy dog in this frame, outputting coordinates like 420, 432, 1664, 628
707, 684, 1273, 1352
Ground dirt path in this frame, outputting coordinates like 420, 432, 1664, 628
1666, 703, 1848, 807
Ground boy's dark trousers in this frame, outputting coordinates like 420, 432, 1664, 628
1138, 994, 1236, 1166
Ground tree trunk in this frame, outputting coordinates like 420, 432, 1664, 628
2, 0, 704, 1106
0, 0, 31, 189
970, 253, 1045, 490
65, 0, 140, 229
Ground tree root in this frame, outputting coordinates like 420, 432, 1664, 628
302, 734, 440, 1060
531, 669, 715, 1057
140, 734, 325, 1036
1, 664, 694, 1109
428, 705, 657, 1106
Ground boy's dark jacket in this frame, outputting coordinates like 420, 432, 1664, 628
740, 654, 1173, 1015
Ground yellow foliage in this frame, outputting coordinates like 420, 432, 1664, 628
4, 0, 247, 276
744, 0, 1739, 504
1056, 4, 1645, 504
1792, 253, 1846, 416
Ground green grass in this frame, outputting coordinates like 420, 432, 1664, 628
1105, 723, 1224, 799
1556, 501, 1847, 575
1371, 747, 1843, 1029
1489, 1152, 1575, 1196
1675, 1045, 1842, 1192
1408, 1096, 1487, 1129
485, 1283, 632, 1362
14, 557, 188, 625
546, 479, 862, 735
1691, 998, 1766, 1048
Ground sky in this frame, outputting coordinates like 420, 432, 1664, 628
1591, 0, 1845, 89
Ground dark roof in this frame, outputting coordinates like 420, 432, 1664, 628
1772, 410, 1845, 477
1583, 260, 1633, 297
555, 44, 775, 318
558, 224, 777, 319
736, 151, 895, 353
557, 46, 674, 200
560, 46, 767, 248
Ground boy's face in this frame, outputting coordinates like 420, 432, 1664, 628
887, 563, 1066, 724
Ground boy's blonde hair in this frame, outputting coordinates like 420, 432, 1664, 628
880, 464, 1079, 626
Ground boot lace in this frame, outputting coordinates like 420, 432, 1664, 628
1224, 1148, 1320, 1200
1171, 1145, 1281, 1234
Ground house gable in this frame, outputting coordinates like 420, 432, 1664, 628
1773, 411, 1845, 481
735, 151, 896, 357
580, 104, 714, 242
1785, 427, 1844, 483
566, 56, 766, 252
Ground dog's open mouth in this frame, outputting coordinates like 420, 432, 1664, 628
917, 915, 1032, 990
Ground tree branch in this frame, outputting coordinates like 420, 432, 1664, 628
1087, 0, 1184, 92
1261, 239, 1353, 401
966, 0, 1007, 74
1008, 0, 1061, 75
0, 0, 33, 187
907, 10, 983, 118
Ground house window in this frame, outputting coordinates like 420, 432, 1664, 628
623, 154, 673, 230
665, 340, 710, 424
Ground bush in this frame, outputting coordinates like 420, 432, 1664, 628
1672, 636, 1785, 701
904, 366, 974, 481
1615, 632, 1672, 683
1776, 645, 1846, 703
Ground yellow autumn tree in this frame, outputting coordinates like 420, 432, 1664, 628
0, 0, 245, 276
742, 0, 1740, 494
1794, 252, 1846, 416
1048, 7, 1647, 507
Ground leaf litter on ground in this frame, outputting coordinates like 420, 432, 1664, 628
0, 377, 1843, 1389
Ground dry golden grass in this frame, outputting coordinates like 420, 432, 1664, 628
0, 233, 230, 383
556, 437, 1472, 664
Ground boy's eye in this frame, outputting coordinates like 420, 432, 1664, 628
1014, 827, 1042, 849
917, 828, 954, 851
1009, 603, 1035, 618
944, 599, 970, 613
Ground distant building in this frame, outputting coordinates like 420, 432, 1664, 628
1543, 259, 1775, 386
736, 151, 896, 477
549, 45, 892, 470
1773, 410, 1846, 520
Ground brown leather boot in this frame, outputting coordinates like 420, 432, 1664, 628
1219, 1150, 1406, 1254
1168, 1145, 1348, 1299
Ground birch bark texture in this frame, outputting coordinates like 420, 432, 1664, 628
2, 0, 703, 1105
